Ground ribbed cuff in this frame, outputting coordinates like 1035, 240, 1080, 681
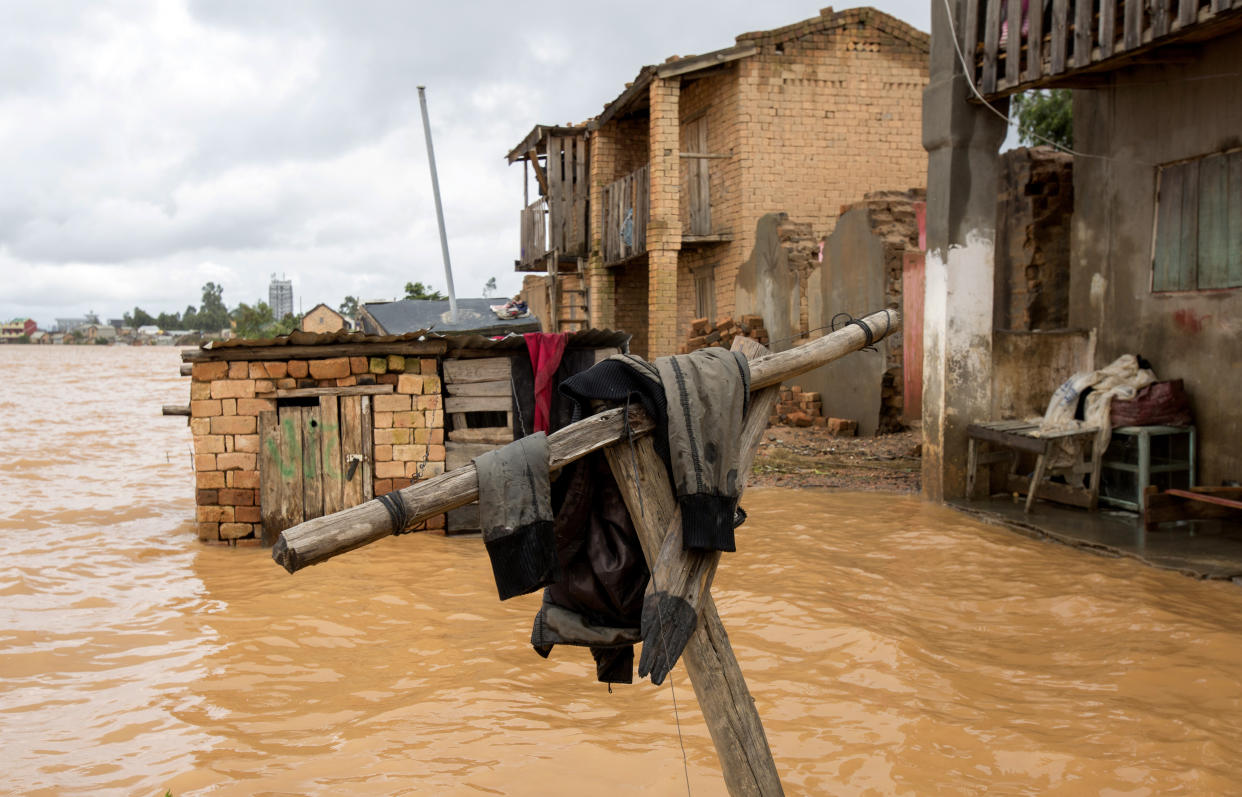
483, 521, 559, 601
679, 494, 738, 552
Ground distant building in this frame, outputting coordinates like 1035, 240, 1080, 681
137, 325, 161, 337
1, 319, 37, 341
301, 303, 345, 334
269, 274, 294, 320
54, 317, 88, 333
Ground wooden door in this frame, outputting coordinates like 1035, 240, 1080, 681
684, 116, 711, 235
259, 395, 373, 545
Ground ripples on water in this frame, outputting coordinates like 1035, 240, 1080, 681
1, 346, 1241, 795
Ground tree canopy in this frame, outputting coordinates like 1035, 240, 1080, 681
404, 281, 447, 301
1011, 89, 1072, 150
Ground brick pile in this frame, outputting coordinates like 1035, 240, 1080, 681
191, 354, 446, 545
771, 385, 858, 436
682, 314, 769, 353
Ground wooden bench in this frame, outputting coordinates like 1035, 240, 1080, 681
966, 420, 1104, 513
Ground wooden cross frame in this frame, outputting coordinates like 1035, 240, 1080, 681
272, 309, 901, 796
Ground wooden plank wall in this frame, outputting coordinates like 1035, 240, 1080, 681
546, 134, 588, 258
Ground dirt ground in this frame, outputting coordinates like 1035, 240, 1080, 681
749, 426, 922, 492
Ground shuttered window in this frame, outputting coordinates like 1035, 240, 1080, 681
1152, 150, 1242, 292
694, 265, 717, 323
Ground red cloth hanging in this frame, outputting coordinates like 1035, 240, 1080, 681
524, 332, 568, 433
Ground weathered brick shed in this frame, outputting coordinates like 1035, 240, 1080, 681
176, 329, 627, 545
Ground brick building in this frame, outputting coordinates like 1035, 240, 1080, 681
300, 303, 346, 334
175, 330, 625, 545
508, 6, 928, 357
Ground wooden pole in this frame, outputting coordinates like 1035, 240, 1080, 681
603, 335, 786, 796
273, 308, 899, 573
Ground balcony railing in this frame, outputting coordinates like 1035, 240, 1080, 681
965, 0, 1238, 98
602, 165, 649, 266
519, 199, 548, 270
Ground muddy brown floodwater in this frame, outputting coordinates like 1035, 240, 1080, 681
3, 346, 1242, 796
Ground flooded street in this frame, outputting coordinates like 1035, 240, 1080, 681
3, 346, 1242, 795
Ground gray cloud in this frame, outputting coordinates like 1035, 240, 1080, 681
0, 0, 928, 328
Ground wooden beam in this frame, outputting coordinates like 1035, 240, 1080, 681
161, 404, 191, 416
443, 357, 512, 384
655, 43, 757, 79
182, 340, 447, 363
272, 309, 899, 571
262, 385, 394, 398
180, 363, 193, 376
444, 395, 512, 413
528, 150, 549, 196
443, 379, 511, 397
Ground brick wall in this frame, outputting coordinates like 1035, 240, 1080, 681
647, 77, 682, 357
613, 259, 650, 357
994, 146, 1074, 331
721, 8, 928, 325
190, 353, 446, 545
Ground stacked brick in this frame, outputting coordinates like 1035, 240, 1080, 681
682, 314, 769, 353
771, 386, 858, 436
995, 146, 1074, 331
191, 354, 446, 545
369, 357, 446, 508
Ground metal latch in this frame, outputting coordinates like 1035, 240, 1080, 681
346, 454, 363, 482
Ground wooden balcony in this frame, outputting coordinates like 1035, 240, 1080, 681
511, 127, 589, 272
602, 165, 649, 266
518, 199, 548, 271
964, 0, 1242, 99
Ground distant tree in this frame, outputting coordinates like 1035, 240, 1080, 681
124, 306, 157, 327
404, 281, 447, 301
85, 310, 100, 325
1011, 89, 1072, 150
231, 301, 298, 339
339, 295, 360, 318
155, 311, 182, 330
181, 305, 199, 330
482, 277, 498, 299
230, 302, 274, 339
197, 282, 230, 332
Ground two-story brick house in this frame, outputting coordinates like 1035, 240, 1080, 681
508, 6, 929, 357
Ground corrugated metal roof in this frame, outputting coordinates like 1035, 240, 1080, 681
363, 298, 541, 336
199, 327, 630, 354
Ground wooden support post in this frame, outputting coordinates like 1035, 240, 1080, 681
629, 337, 777, 682
604, 436, 782, 795
603, 335, 784, 795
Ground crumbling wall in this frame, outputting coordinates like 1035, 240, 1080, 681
994, 146, 1074, 331
805, 188, 924, 434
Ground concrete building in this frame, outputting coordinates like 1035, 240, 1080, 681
508, 6, 929, 357
269, 274, 294, 320
922, 0, 1242, 496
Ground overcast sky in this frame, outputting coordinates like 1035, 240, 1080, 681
1, 0, 930, 328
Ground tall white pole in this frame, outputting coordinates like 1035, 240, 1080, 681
417, 85, 458, 323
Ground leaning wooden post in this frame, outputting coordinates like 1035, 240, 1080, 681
602, 335, 785, 797
273, 308, 900, 572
